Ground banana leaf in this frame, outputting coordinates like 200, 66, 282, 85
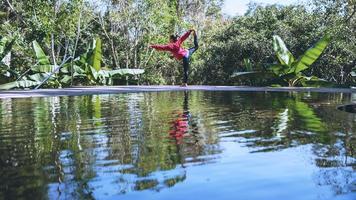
73, 65, 85, 75
232, 71, 260, 77
0, 80, 40, 90
31, 65, 56, 73
89, 38, 102, 71
60, 75, 72, 84
27, 73, 51, 82
73, 65, 86, 75
60, 65, 69, 73
300, 76, 333, 87
292, 35, 331, 73
1, 52, 11, 66
109, 69, 145, 76
75, 52, 89, 65
33, 41, 51, 66
0, 37, 9, 56
231, 71, 274, 78
273, 35, 295, 66
98, 70, 111, 77
243, 58, 253, 71
89, 66, 99, 80
0, 37, 15, 61
0, 64, 19, 78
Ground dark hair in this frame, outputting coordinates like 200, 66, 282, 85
170, 34, 178, 42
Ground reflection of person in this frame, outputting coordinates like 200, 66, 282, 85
169, 92, 208, 167
169, 91, 191, 144
150, 30, 199, 87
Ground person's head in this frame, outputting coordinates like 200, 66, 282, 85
170, 34, 178, 43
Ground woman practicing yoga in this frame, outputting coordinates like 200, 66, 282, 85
150, 29, 199, 87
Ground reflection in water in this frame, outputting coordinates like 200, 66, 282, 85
338, 104, 356, 113
0, 92, 355, 200
169, 91, 190, 145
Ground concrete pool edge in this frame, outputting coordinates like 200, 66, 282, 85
0, 86, 355, 99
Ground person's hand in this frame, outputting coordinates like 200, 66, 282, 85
190, 29, 197, 36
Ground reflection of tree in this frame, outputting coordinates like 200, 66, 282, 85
101, 92, 190, 193
1, 92, 216, 198
116, 92, 198, 191
212, 92, 355, 197
213, 92, 331, 152
0, 96, 102, 199
103, 91, 223, 193
311, 112, 356, 196
0, 91, 354, 199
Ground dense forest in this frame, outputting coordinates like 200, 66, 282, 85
0, 0, 355, 88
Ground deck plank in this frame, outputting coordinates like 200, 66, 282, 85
0, 86, 354, 99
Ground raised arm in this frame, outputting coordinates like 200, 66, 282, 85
177, 30, 193, 45
150, 44, 173, 51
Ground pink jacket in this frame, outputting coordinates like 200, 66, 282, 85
150, 30, 192, 60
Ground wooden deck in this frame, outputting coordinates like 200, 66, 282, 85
0, 86, 355, 99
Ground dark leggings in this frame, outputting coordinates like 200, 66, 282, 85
182, 34, 199, 84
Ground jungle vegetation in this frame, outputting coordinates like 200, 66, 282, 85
0, 0, 355, 88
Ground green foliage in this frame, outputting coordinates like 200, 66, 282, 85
203, 3, 355, 86
270, 35, 331, 86
292, 35, 331, 74
66, 39, 145, 86
0, 79, 41, 90
243, 58, 253, 71
0, 91, 352, 198
290, 100, 326, 132
89, 38, 102, 72
0, 36, 145, 89
32, 41, 51, 66
0, 36, 18, 81
0, 40, 63, 89
273, 35, 295, 66
233, 34, 331, 87
0, 0, 355, 87
0, 37, 14, 61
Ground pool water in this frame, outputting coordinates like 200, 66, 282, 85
0, 91, 355, 200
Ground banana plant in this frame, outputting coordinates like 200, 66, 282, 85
0, 37, 145, 90
61, 38, 144, 86
0, 36, 18, 81
270, 35, 331, 86
0, 38, 106, 89
233, 34, 331, 87
0, 41, 63, 90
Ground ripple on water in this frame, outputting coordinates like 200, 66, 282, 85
0, 91, 355, 200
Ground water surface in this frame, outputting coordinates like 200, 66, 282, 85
0, 91, 355, 200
